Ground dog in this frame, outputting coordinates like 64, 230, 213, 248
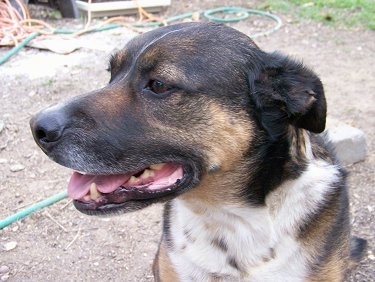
30, 22, 366, 281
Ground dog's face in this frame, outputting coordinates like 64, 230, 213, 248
30, 22, 326, 215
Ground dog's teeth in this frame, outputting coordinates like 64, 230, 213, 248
83, 195, 91, 201
128, 176, 138, 184
127, 169, 154, 185
149, 164, 165, 171
90, 182, 102, 200
140, 169, 154, 179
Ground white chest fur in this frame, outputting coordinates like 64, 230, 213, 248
167, 161, 340, 281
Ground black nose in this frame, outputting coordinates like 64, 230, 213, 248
30, 109, 66, 152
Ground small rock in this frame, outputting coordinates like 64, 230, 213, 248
9, 164, 25, 172
0, 274, 9, 281
0, 266, 9, 274
0, 159, 8, 164
2, 241, 17, 251
28, 90, 37, 97
0, 120, 4, 133
325, 118, 367, 165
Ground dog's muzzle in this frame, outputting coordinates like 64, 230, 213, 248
29, 105, 200, 215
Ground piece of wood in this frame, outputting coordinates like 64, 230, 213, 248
76, 0, 171, 18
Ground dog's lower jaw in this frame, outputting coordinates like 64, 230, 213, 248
68, 160, 204, 215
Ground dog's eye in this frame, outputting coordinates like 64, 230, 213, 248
147, 80, 172, 95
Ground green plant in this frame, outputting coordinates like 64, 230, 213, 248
258, 0, 375, 30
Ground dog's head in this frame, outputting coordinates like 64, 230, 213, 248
30, 22, 326, 215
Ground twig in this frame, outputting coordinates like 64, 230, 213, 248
44, 211, 68, 232
60, 198, 73, 210
65, 226, 81, 250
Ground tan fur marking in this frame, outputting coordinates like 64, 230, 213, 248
288, 127, 312, 161
180, 103, 253, 205
307, 252, 347, 282
154, 241, 180, 282
301, 196, 350, 282
204, 103, 253, 171
180, 166, 250, 206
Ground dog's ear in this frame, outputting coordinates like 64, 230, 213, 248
249, 52, 326, 139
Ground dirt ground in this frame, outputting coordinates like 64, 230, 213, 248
0, 0, 374, 281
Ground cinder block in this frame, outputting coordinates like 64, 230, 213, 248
324, 118, 367, 165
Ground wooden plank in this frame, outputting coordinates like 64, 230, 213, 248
76, 0, 171, 18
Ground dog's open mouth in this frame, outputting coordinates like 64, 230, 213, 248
68, 163, 184, 212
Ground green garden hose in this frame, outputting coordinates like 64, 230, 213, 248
0, 32, 40, 65
0, 191, 67, 229
0, 7, 282, 65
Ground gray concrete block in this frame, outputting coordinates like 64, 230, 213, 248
324, 118, 367, 165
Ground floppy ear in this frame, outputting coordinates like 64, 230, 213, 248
250, 52, 326, 139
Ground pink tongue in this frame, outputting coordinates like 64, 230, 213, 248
68, 172, 131, 200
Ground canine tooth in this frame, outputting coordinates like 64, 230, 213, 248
128, 176, 138, 184
140, 169, 154, 179
90, 182, 102, 200
150, 164, 165, 170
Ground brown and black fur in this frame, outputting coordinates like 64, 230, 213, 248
30, 22, 366, 281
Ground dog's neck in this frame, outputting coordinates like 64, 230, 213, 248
167, 197, 275, 279
163, 130, 340, 280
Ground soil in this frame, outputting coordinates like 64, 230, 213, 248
0, 1, 374, 281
